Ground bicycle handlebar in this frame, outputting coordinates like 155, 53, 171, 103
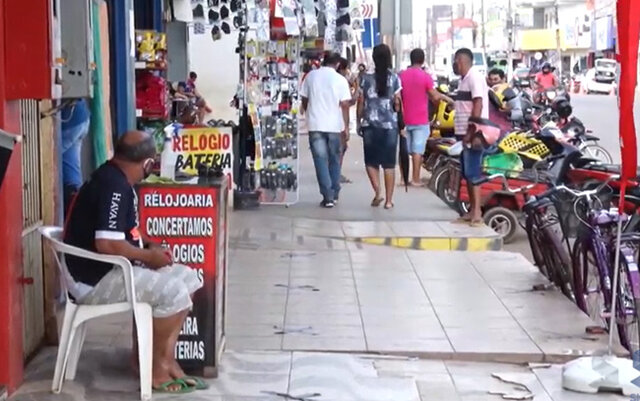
535, 174, 620, 201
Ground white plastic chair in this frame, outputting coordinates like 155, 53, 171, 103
39, 226, 153, 400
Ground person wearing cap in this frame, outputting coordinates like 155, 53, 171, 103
452, 48, 490, 226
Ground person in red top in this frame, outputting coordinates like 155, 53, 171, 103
534, 62, 559, 90
399, 49, 453, 186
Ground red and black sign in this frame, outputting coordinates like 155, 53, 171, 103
138, 182, 228, 374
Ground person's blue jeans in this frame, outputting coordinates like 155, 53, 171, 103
309, 131, 342, 202
62, 120, 90, 190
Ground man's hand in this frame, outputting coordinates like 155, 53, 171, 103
400, 129, 407, 138
146, 247, 172, 269
444, 95, 454, 106
341, 130, 349, 143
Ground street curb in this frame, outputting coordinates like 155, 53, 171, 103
345, 236, 503, 251
271, 348, 627, 365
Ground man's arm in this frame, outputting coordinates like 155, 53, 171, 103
338, 78, 352, 136
427, 89, 454, 106
93, 184, 171, 269
340, 100, 350, 137
471, 97, 483, 118
95, 239, 168, 269
301, 97, 309, 114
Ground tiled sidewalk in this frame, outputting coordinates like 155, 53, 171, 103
11, 348, 628, 401
226, 245, 621, 362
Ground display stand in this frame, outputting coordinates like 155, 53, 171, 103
243, 33, 302, 206
138, 178, 229, 377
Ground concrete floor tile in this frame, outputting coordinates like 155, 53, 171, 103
286, 303, 360, 315
227, 312, 284, 326
289, 353, 420, 401
364, 324, 447, 340
341, 221, 395, 237
225, 336, 283, 351
372, 358, 449, 376
366, 337, 453, 353
226, 324, 284, 337
285, 312, 362, 326
387, 221, 447, 237
416, 374, 461, 401
282, 335, 367, 352
220, 351, 292, 374
413, 264, 483, 282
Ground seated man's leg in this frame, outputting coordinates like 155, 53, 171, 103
82, 264, 202, 389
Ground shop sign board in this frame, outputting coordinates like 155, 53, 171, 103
138, 183, 227, 372
173, 127, 233, 188
595, 15, 614, 51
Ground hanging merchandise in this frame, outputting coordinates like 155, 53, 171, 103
300, 0, 318, 36
350, 0, 364, 32
235, 0, 306, 206
322, 0, 338, 51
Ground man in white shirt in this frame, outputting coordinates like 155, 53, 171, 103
453, 48, 489, 226
300, 52, 352, 208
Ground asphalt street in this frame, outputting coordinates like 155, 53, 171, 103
505, 92, 640, 259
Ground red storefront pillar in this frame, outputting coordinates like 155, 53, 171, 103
0, 0, 25, 393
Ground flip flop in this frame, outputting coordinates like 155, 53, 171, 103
452, 216, 471, 224
371, 197, 384, 207
384, 202, 394, 210
153, 379, 195, 394
469, 220, 484, 227
181, 376, 210, 390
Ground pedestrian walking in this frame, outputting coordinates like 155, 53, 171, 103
357, 44, 403, 210
399, 48, 453, 187
337, 57, 358, 184
300, 52, 352, 208
452, 48, 490, 226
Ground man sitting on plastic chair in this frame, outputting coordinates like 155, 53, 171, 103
63, 131, 205, 394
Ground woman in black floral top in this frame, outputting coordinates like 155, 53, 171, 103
357, 44, 403, 209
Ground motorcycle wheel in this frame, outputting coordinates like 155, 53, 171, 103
580, 143, 612, 164
483, 207, 518, 244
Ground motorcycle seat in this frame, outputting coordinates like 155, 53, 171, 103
584, 134, 600, 141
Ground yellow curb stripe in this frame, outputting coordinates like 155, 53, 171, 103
352, 236, 501, 251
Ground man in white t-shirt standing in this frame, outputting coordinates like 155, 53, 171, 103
453, 48, 489, 226
300, 52, 352, 208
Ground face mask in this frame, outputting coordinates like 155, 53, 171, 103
543, 69, 550, 74
142, 158, 154, 180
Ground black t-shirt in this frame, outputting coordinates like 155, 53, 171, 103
64, 162, 142, 286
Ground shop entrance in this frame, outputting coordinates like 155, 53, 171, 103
20, 99, 45, 358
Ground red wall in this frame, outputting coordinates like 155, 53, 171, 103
0, 0, 25, 392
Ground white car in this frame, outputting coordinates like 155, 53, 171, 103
584, 59, 617, 94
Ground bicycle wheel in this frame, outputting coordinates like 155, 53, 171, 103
581, 144, 613, 164
572, 239, 609, 330
525, 214, 548, 277
615, 246, 640, 353
542, 224, 575, 300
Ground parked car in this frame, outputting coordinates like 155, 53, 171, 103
512, 67, 532, 88
584, 58, 617, 94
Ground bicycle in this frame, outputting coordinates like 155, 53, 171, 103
560, 178, 640, 353
468, 165, 576, 299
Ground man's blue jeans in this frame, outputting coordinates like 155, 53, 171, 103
62, 120, 90, 190
309, 131, 342, 202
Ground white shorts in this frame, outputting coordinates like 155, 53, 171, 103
81, 264, 202, 318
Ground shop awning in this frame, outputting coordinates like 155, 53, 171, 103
518, 29, 565, 51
